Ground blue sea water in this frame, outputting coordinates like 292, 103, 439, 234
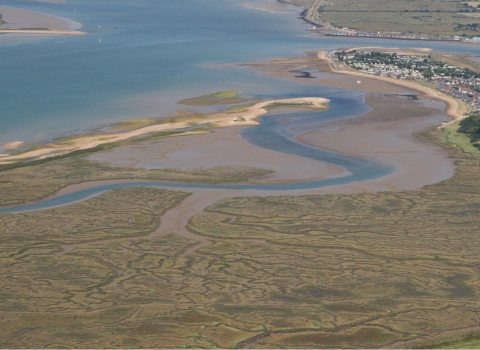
1, 0, 480, 145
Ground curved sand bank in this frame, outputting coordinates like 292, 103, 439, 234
0, 5, 83, 34
0, 97, 329, 164
0, 29, 85, 35
317, 50, 468, 125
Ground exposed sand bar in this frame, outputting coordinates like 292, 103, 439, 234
0, 97, 329, 163
3, 142, 23, 150
0, 5, 82, 33
0, 29, 85, 35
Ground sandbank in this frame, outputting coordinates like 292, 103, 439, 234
2, 141, 23, 150
0, 97, 329, 164
0, 48, 461, 205
0, 29, 84, 35
0, 5, 82, 33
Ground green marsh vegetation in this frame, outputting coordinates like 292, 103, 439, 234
1, 122, 480, 348
2, 103, 480, 347
435, 115, 480, 156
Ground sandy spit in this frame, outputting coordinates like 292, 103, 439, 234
0, 5, 82, 32
2, 141, 24, 150
0, 29, 85, 35
0, 97, 329, 164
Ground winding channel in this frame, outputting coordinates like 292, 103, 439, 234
0, 93, 394, 214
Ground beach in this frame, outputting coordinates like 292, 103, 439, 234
0, 5, 83, 34
316, 50, 468, 124
0, 97, 329, 163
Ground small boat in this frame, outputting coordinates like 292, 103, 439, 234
98, 38, 101, 44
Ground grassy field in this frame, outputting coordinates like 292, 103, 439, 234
284, 0, 480, 36
1, 120, 480, 347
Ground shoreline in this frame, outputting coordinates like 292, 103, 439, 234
0, 84, 456, 211
240, 46, 468, 128
0, 97, 329, 164
234, 49, 458, 191
0, 5, 84, 35
317, 49, 468, 125
0, 29, 85, 35
1, 47, 461, 197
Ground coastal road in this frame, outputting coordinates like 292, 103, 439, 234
306, 0, 324, 25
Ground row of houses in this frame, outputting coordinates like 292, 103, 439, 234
329, 50, 480, 112
325, 31, 461, 41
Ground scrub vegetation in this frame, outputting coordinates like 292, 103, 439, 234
1, 123, 480, 348
458, 113, 480, 148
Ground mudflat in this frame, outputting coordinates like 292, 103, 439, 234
88, 124, 345, 185
236, 52, 456, 193
297, 94, 454, 192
